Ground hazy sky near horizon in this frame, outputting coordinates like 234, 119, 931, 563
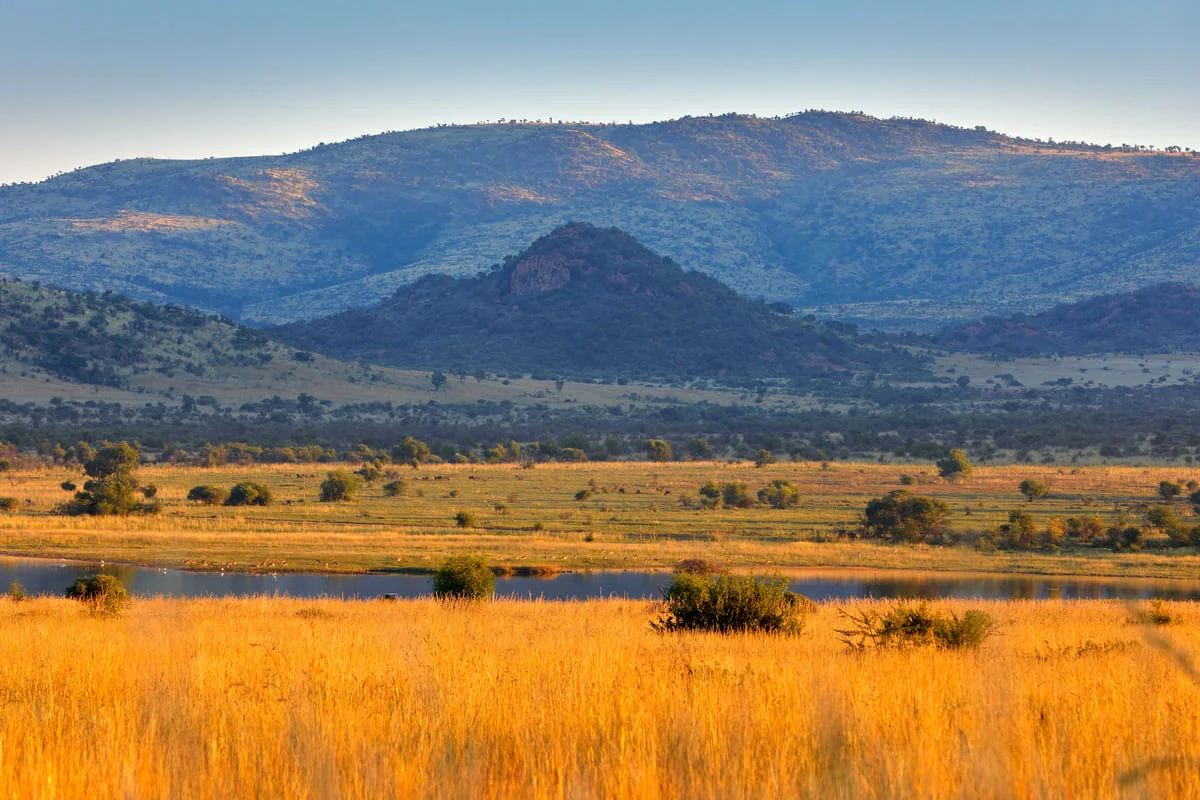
2, 0, 1197, 184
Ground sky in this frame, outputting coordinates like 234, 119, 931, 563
2, 0, 1198, 185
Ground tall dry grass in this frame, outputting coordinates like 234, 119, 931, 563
0, 596, 1197, 798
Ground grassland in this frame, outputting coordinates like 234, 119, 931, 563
1, 595, 1197, 797
2, 462, 1200, 579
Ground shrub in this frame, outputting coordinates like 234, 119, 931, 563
64, 574, 130, 615
721, 481, 755, 509
60, 481, 77, 492
0, 497, 18, 511
1132, 598, 1177, 626
382, 479, 406, 497
646, 439, 673, 462
455, 510, 477, 528
899, 474, 918, 486
837, 602, 996, 650
225, 482, 272, 507
574, 489, 592, 501
758, 479, 800, 508
140, 484, 158, 499
187, 485, 228, 505
697, 481, 723, 510
1158, 481, 1184, 501
433, 555, 495, 600
936, 449, 973, 481
652, 571, 811, 635
319, 470, 360, 502
8, 581, 27, 602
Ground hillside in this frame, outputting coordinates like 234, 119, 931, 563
934, 283, 1200, 356
2, 112, 1199, 327
272, 223, 927, 381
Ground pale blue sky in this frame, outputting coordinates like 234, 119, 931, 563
2, 0, 1197, 184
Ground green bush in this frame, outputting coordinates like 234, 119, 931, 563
60, 480, 77, 492
64, 574, 130, 615
652, 571, 811, 635
837, 602, 996, 650
758, 479, 800, 508
433, 555, 496, 600
187, 485, 228, 505
721, 481, 754, 509
140, 484, 158, 499
697, 481, 723, 509
455, 510, 477, 528
860, 490, 952, 544
1018, 478, 1049, 502
382, 479, 406, 497
320, 470, 361, 502
225, 482, 272, 507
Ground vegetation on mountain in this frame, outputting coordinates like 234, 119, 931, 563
273, 223, 928, 381
3, 113, 1198, 327
935, 283, 1200, 356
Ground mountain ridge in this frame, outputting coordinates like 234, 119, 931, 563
3, 111, 1199, 327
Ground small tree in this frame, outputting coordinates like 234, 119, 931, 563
646, 439, 673, 462
754, 449, 778, 467
1018, 478, 1049, 502
382, 479, 406, 497
431, 371, 448, 392
652, 571, 810, 634
455, 510, 477, 528
721, 481, 755, 509
697, 481, 723, 510
936, 449, 973, 482
433, 556, 495, 600
320, 470, 360, 502
225, 482, 272, 507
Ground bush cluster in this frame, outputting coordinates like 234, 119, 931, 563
64, 574, 130, 615
433, 555, 495, 600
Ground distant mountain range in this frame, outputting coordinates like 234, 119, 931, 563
2, 112, 1199, 328
272, 223, 928, 381
934, 283, 1200, 356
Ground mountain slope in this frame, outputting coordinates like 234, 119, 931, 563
273, 223, 927, 381
934, 283, 1200, 355
2, 112, 1200, 326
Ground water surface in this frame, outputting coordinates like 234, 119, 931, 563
4, 558, 1199, 601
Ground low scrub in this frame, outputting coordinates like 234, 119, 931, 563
652, 571, 811, 635
837, 602, 996, 650
187, 485, 228, 505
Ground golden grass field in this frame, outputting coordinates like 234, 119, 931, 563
2, 596, 1197, 798
0, 461, 1199, 579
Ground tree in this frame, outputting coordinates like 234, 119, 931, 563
721, 481, 754, 509
754, 449, 778, 467
646, 439, 672, 462
1018, 479, 1049, 502
860, 490, 952, 544
393, 436, 431, 467
320, 470, 360, 502
62, 441, 145, 516
936, 449, 973, 482
687, 437, 713, 460
431, 371, 448, 391
996, 510, 1037, 549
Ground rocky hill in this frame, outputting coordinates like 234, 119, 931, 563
273, 223, 928, 381
934, 283, 1200, 355
2, 112, 1199, 327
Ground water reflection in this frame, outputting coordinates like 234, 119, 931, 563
2, 558, 1198, 601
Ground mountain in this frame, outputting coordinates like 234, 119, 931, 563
2, 112, 1199, 327
272, 223, 927, 381
933, 283, 1200, 356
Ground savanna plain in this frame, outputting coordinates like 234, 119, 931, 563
5, 460, 1200, 797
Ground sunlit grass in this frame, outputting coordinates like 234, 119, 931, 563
0, 596, 1197, 797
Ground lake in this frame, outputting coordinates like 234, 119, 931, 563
4, 557, 1199, 601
